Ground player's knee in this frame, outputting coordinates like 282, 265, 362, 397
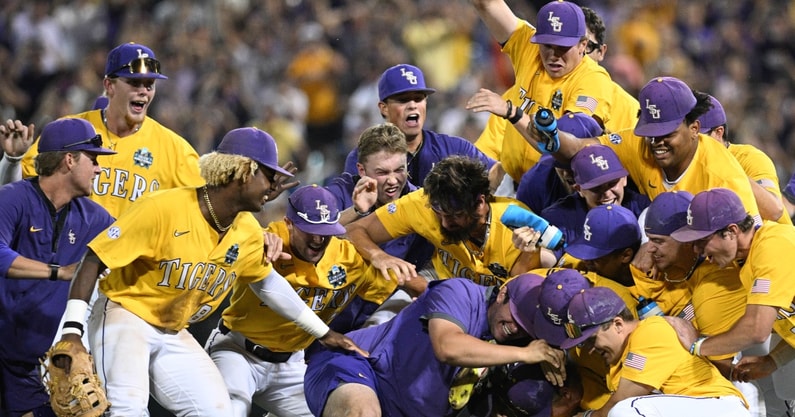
322, 383, 380, 417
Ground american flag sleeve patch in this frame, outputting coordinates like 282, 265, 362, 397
576, 95, 598, 113
751, 278, 771, 294
625, 352, 647, 371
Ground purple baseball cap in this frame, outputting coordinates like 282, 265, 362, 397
783, 172, 795, 204
104, 42, 168, 79
633, 77, 696, 138
560, 286, 627, 349
531, 1, 586, 47
670, 188, 748, 242
697, 95, 727, 133
286, 185, 345, 236
38, 118, 116, 155
644, 191, 693, 236
377, 64, 436, 101
91, 95, 109, 110
532, 269, 590, 347
506, 273, 546, 336
216, 127, 294, 177
571, 144, 628, 190
565, 205, 641, 260
558, 112, 603, 139
499, 365, 554, 417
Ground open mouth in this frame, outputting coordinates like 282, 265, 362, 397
131, 100, 147, 112
502, 323, 514, 337
405, 114, 420, 128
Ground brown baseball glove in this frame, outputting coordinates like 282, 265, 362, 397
40, 340, 110, 417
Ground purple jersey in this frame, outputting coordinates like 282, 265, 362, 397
515, 154, 570, 214
0, 179, 114, 361
343, 129, 495, 185
306, 278, 494, 417
541, 190, 650, 259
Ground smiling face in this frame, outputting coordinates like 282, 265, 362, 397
539, 40, 587, 79
645, 122, 699, 178
692, 230, 737, 268
578, 177, 626, 209
488, 287, 531, 343
582, 319, 625, 366
239, 168, 274, 213
646, 233, 694, 271
357, 150, 408, 204
287, 218, 332, 264
379, 92, 427, 144
106, 77, 156, 129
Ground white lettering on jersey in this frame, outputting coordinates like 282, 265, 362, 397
437, 249, 501, 286
158, 259, 236, 299
94, 167, 162, 202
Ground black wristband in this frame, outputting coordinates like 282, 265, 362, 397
502, 100, 513, 120
508, 105, 523, 124
354, 205, 374, 217
63, 321, 85, 336
49, 264, 59, 281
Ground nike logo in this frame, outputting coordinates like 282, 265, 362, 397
174, 230, 190, 237
30, 226, 43, 232
647, 180, 657, 189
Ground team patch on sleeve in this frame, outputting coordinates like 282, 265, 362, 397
751, 278, 771, 294
609, 133, 622, 144
387, 203, 397, 214
624, 352, 646, 371
106, 226, 121, 239
575, 95, 598, 113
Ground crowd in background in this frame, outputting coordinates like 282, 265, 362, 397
2, 0, 795, 197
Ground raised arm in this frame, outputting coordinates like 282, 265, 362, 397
345, 212, 417, 283
471, 0, 522, 45
0, 119, 34, 185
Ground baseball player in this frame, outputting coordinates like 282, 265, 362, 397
51, 128, 360, 416
562, 287, 750, 417
698, 94, 791, 225
206, 185, 395, 417
515, 112, 604, 215
669, 188, 795, 403
542, 144, 649, 261
0, 119, 115, 417
640, 190, 766, 416
345, 155, 556, 295
341, 64, 495, 186
523, 76, 762, 222
303, 273, 565, 417
466, 0, 639, 182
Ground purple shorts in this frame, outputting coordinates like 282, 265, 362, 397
304, 349, 379, 416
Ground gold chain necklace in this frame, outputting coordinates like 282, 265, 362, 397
202, 186, 231, 232
662, 256, 702, 283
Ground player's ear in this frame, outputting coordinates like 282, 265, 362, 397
377, 101, 388, 119
356, 162, 366, 177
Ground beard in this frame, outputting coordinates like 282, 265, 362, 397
440, 220, 480, 245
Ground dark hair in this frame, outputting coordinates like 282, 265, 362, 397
423, 155, 491, 216
685, 90, 714, 125
582, 7, 606, 45
719, 215, 755, 234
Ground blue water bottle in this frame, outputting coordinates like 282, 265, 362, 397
500, 204, 565, 251
534, 107, 560, 153
637, 296, 664, 319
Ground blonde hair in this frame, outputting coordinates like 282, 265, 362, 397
199, 152, 258, 186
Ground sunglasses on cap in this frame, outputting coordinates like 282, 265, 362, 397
288, 199, 341, 225
109, 58, 162, 77
63, 134, 103, 149
563, 319, 611, 340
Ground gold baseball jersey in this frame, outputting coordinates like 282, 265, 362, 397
728, 143, 792, 225
740, 221, 795, 349
629, 264, 692, 318
377, 191, 525, 286
474, 21, 635, 182
598, 131, 761, 221
22, 111, 204, 218
221, 221, 396, 352
90, 187, 271, 331
609, 316, 745, 403
531, 267, 638, 410
688, 262, 747, 361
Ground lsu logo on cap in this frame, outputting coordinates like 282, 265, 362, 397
686, 207, 694, 225
590, 154, 609, 171
645, 99, 661, 120
547, 11, 563, 32
582, 217, 592, 241
400, 67, 418, 85
314, 200, 331, 222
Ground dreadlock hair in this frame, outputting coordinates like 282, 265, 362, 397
199, 152, 258, 186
